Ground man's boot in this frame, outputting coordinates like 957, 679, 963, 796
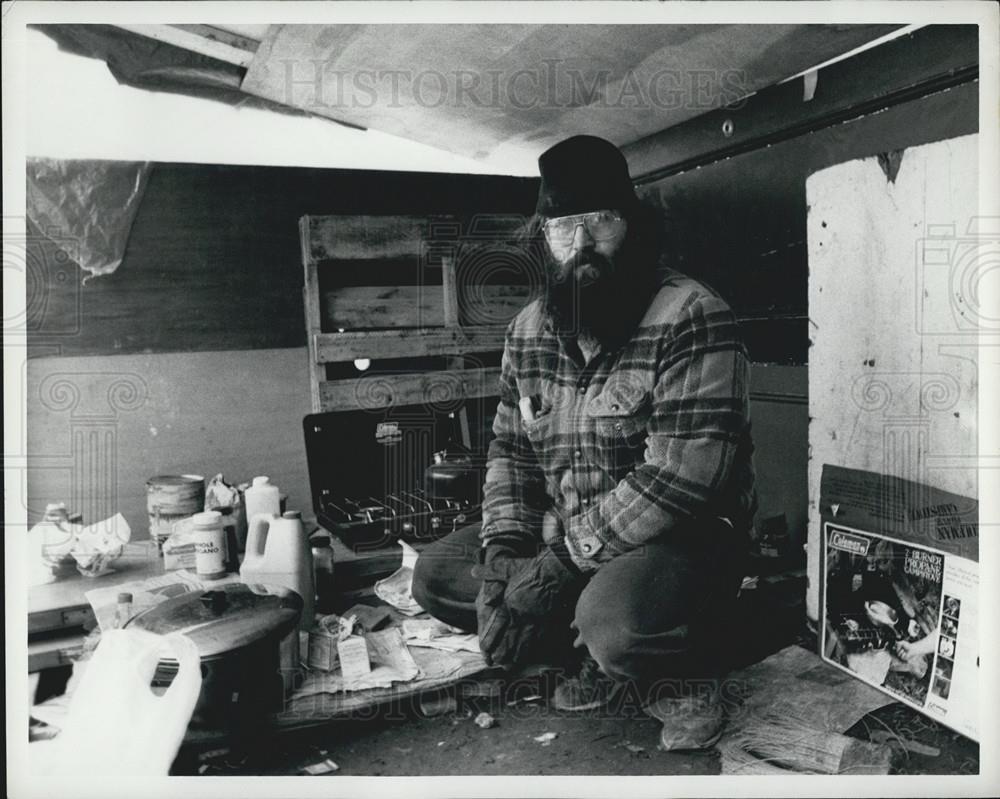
551, 655, 621, 712
644, 685, 725, 751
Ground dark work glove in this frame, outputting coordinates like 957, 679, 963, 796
502, 542, 582, 618
471, 540, 584, 668
471, 547, 531, 667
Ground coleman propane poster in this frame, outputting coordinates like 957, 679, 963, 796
819, 465, 978, 741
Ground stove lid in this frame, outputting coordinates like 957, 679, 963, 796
125, 582, 302, 660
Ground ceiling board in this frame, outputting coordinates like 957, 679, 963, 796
242, 24, 901, 161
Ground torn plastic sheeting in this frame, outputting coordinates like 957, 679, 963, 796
27, 158, 151, 279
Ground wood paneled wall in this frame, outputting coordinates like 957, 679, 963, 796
27, 164, 538, 359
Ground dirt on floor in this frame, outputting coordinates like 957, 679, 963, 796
179, 686, 980, 778
182, 697, 721, 777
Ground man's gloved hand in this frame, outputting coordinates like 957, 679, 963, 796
472, 537, 584, 668
472, 544, 531, 667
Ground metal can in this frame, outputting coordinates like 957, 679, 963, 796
192, 511, 227, 579
147, 475, 205, 554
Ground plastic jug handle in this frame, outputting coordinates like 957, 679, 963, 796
244, 513, 275, 559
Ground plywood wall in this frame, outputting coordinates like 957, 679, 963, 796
25, 347, 314, 534
805, 134, 980, 619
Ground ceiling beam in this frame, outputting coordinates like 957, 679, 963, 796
113, 24, 256, 68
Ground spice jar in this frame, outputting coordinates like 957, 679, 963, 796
192, 511, 227, 579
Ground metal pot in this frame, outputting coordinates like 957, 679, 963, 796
126, 582, 302, 728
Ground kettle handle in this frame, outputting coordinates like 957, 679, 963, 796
244, 513, 275, 560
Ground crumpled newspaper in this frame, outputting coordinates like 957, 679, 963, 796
374, 541, 424, 616
401, 618, 481, 654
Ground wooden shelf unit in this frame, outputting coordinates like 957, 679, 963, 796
300, 213, 529, 417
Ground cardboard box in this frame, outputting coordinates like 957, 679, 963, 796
819, 465, 978, 741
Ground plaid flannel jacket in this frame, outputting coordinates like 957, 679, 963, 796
481, 267, 756, 572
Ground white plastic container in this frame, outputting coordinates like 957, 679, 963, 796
241, 511, 314, 630
191, 510, 226, 579
29, 502, 80, 585
244, 476, 281, 525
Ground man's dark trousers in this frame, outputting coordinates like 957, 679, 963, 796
412, 519, 749, 699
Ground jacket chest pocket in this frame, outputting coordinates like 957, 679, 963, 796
586, 383, 650, 469
522, 411, 555, 446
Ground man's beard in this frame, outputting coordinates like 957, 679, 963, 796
542, 246, 648, 347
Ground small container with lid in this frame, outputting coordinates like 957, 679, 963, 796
114, 592, 134, 629
30, 502, 80, 584
192, 511, 227, 580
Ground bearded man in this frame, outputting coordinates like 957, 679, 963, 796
412, 135, 756, 749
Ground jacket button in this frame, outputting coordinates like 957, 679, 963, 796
573, 449, 582, 459
582, 543, 593, 554
611, 403, 620, 411
581, 497, 590, 506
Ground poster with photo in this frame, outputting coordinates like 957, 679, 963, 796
819, 466, 978, 741
822, 526, 943, 707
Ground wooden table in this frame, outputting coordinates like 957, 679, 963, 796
28, 541, 164, 671
27, 528, 426, 672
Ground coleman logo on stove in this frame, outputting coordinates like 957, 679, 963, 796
375, 422, 402, 444
828, 527, 871, 556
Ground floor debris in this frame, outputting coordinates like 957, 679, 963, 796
506, 693, 543, 706
419, 695, 458, 717
719, 707, 893, 775
533, 732, 558, 745
474, 712, 496, 729
197, 747, 231, 761
302, 758, 340, 775
870, 730, 941, 757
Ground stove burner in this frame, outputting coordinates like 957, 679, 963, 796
319, 486, 480, 549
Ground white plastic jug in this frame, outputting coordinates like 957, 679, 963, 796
240, 511, 314, 630
244, 476, 281, 522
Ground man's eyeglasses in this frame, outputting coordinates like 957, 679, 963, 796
542, 210, 626, 246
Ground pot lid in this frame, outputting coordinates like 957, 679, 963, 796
125, 582, 302, 659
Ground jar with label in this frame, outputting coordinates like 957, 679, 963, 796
192, 511, 227, 580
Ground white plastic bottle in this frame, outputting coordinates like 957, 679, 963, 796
244, 476, 281, 524
29, 502, 80, 585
